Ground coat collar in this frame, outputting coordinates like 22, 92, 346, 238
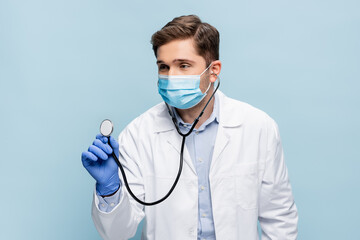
154, 90, 243, 133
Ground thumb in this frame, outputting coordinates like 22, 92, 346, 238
109, 136, 119, 151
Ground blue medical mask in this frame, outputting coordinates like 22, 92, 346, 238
158, 64, 212, 109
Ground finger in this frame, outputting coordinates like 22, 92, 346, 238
93, 139, 112, 155
81, 151, 98, 162
96, 134, 108, 143
109, 136, 119, 149
88, 145, 108, 160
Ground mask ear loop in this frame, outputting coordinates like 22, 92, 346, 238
198, 63, 216, 101
202, 75, 213, 94
199, 63, 213, 76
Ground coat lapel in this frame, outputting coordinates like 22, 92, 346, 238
210, 126, 230, 174
166, 132, 197, 175
210, 91, 243, 174
154, 103, 197, 175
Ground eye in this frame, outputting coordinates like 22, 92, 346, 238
158, 64, 169, 71
180, 64, 190, 69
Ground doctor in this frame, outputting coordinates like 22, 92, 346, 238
82, 15, 298, 240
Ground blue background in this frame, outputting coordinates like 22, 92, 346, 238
1, 0, 359, 239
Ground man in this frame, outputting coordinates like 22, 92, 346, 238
82, 15, 298, 240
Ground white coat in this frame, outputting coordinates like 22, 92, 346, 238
92, 91, 298, 240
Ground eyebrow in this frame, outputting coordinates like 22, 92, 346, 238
156, 59, 196, 64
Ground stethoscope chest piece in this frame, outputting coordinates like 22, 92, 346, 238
100, 119, 113, 137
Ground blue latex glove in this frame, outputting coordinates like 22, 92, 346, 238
81, 134, 120, 196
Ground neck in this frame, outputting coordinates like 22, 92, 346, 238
176, 86, 215, 129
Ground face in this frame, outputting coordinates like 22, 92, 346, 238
156, 38, 220, 93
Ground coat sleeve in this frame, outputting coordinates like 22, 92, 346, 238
91, 123, 146, 240
258, 119, 298, 239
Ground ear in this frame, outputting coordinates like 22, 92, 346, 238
210, 60, 222, 83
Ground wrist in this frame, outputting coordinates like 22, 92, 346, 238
100, 184, 120, 197
96, 178, 120, 196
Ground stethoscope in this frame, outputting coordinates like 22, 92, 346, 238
99, 74, 220, 206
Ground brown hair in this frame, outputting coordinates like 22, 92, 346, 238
151, 15, 220, 66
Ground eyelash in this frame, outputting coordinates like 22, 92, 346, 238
159, 65, 168, 70
180, 64, 190, 69
158, 63, 191, 71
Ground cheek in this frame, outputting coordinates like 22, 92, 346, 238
199, 74, 211, 93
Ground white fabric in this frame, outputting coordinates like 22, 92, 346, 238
91, 91, 298, 240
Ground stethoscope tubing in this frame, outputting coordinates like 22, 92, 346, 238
109, 136, 185, 206
108, 75, 220, 206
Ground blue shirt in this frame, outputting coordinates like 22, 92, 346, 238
97, 96, 219, 240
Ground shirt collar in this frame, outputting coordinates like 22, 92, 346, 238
171, 95, 219, 131
154, 90, 244, 133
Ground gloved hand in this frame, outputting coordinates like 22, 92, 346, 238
81, 134, 120, 196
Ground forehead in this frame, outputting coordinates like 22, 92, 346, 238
156, 38, 205, 63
